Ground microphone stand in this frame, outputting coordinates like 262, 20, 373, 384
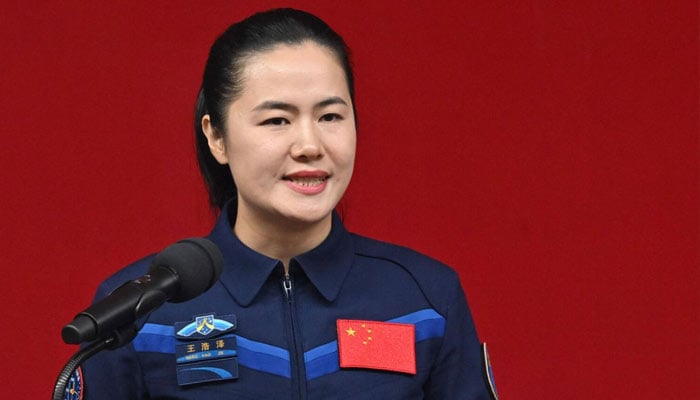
52, 325, 138, 400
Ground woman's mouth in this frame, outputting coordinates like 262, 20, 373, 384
286, 176, 327, 186
283, 171, 330, 194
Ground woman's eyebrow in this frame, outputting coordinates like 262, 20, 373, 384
252, 97, 348, 113
252, 100, 298, 113
316, 96, 348, 109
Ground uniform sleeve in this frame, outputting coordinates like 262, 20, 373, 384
423, 277, 494, 400
78, 279, 149, 399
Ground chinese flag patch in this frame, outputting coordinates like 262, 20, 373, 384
336, 319, 416, 374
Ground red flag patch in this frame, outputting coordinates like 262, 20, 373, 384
336, 319, 416, 374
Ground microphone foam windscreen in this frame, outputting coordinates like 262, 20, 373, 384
151, 238, 224, 302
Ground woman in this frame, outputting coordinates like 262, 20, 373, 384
79, 8, 497, 399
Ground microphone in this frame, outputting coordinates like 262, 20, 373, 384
61, 238, 224, 345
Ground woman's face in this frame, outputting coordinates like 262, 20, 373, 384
205, 41, 356, 228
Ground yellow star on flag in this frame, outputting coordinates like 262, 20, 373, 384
346, 327, 356, 336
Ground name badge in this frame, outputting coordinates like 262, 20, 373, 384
174, 313, 239, 386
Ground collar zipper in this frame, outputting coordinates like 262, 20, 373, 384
283, 273, 293, 302
281, 272, 305, 399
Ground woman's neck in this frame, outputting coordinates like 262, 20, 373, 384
233, 208, 332, 273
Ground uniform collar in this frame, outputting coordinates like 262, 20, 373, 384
208, 202, 355, 306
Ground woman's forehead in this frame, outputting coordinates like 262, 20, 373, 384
241, 41, 342, 76
235, 42, 350, 106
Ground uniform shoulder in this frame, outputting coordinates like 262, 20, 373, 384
350, 233, 463, 312
351, 233, 454, 270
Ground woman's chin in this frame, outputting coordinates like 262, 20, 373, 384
276, 205, 334, 226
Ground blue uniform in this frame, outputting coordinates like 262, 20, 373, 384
80, 204, 496, 399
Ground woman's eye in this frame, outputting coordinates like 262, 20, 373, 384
320, 113, 342, 122
262, 117, 289, 126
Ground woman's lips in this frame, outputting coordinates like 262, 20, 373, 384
283, 171, 330, 195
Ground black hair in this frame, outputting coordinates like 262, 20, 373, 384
194, 8, 356, 211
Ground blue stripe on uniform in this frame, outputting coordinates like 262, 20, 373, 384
388, 308, 446, 342
304, 341, 340, 380
133, 324, 176, 354
131, 308, 445, 381
235, 335, 291, 378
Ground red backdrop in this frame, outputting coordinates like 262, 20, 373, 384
1, 1, 697, 398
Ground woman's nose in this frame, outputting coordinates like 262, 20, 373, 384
290, 122, 323, 161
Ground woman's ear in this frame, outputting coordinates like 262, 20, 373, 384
201, 114, 229, 165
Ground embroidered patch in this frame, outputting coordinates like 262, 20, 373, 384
175, 313, 236, 339
482, 343, 499, 400
63, 366, 83, 400
174, 314, 239, 386
176, 348, 239, 385
336, 319, 416, 374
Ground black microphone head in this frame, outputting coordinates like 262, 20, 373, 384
150, 238, 223, 303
